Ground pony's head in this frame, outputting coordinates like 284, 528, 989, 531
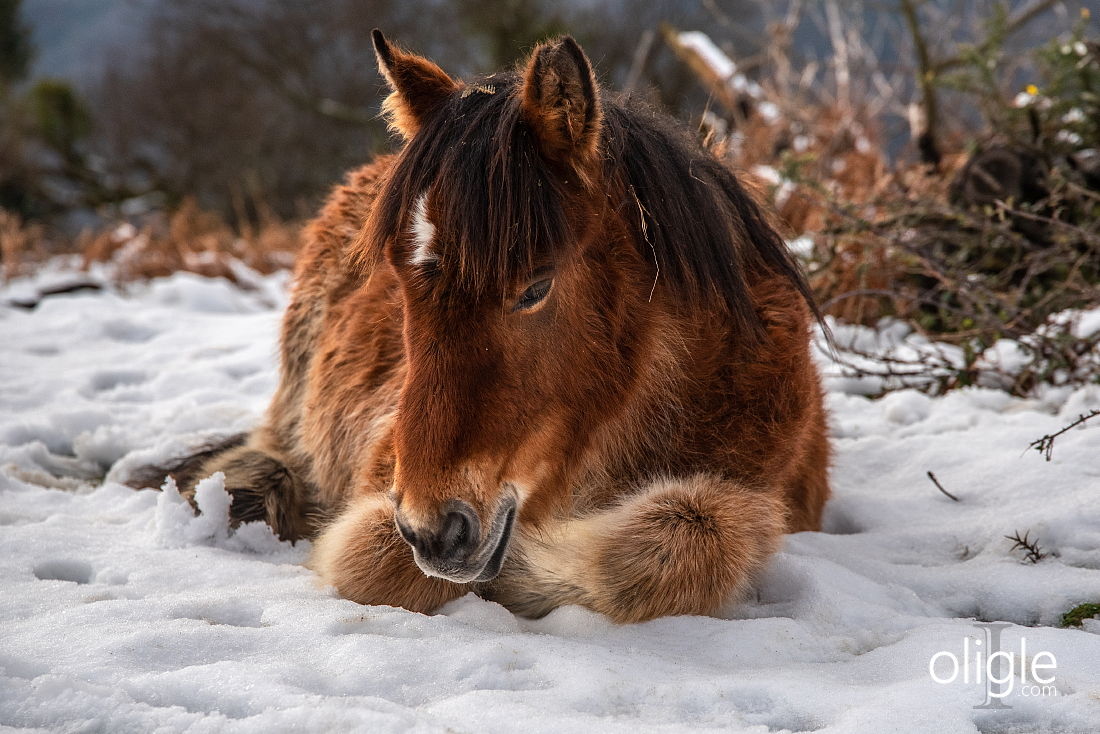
359, 31, 815, 584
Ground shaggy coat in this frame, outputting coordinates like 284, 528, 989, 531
165, 32, 830, 623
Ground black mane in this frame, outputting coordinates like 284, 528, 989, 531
369, 72, 820, 336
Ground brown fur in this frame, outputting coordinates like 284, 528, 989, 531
166, 33, 831, 624
371, 29, 461, 140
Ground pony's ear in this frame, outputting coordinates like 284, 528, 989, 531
372, 29, 459, 139
520, 36, 602, 172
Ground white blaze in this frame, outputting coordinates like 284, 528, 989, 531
410, 193, 438, 266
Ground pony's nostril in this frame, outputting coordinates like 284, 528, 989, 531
395, 501, 481, 563
440, 508, 471, 551
437, 500, 480, 558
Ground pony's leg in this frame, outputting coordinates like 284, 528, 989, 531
310, 495, 468, 614
184, 430, 319, 542
482, 474, 787, 623
785, 419, 831, 532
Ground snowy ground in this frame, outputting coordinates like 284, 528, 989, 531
2, 263, 1099, 733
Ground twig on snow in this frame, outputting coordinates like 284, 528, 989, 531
926, 471, 960, 502
1028, 410, 1100, 462
1006, 529, 1046, 564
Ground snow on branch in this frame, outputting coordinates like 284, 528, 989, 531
661, 26, 778, 122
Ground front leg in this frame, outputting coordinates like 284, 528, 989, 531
310, 495, 467, 613
189, 441, 319, 542
480, 474, 787, 623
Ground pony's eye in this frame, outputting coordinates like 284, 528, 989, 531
513, 278, 553, 312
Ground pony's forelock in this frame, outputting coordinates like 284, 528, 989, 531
366, 72, 568, 295
363, 72, 820, 334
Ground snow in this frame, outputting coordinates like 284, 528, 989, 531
2, 264, 1100, 733
676, 31, 776, 121
752, 165, 796, 208
820, 314, 1100, 398
677, 31, 737, 81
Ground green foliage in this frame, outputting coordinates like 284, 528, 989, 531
936, 2, 1015, 131
27, 79, 91, 157
1031, 13, 1099, 153
1060, 602, 1100, 628
936, 5, 1099, 156
0, 77, 97, 220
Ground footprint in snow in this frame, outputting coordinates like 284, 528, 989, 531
33, 559, 94, 585
169, 601, 264, 628
84, 369, 149, 393
100, 319, 159, 343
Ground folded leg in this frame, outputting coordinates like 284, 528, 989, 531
310, 494, 467, 614
481, 474, 787, 623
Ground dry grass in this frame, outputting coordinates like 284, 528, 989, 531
0, 210, 47, 280
2, 198, 299, 286
80, 198, 299, 284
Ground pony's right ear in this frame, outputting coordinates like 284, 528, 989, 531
372, 29, 460, 139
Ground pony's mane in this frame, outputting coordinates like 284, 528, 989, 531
367, 71, 820, 336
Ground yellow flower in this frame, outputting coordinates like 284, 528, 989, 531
1082, 8, 1090, 19
1025, 84, 1039, 96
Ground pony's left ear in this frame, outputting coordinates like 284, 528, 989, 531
520, 36, 602, 172
372, 29, 460, 139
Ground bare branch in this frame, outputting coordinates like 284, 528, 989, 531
932, 0, 1061, 73
899, 0, 941, 167
1028, 410, 1100, 462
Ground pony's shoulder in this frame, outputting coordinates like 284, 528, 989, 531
295, 154, 398, 285
315, 154, 397, 243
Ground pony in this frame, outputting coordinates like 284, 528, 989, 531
153, 31, 831, 623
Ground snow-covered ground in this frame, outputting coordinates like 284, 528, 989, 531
2, 263, 1099, 733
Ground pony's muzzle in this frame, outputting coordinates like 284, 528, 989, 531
394, 499, 480, 566
394, 497, 516, 583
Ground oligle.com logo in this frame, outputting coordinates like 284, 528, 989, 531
929, 623, 1058, 708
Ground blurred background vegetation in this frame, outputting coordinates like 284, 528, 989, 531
1, 0, 1098, 395
3, 0, 779, 225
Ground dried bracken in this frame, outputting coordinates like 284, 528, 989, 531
0, 209, 47, 280
665, 10, 1100, 399
79, 198, 299, 285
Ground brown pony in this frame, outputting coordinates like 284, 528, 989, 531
159, 32, 830, 623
